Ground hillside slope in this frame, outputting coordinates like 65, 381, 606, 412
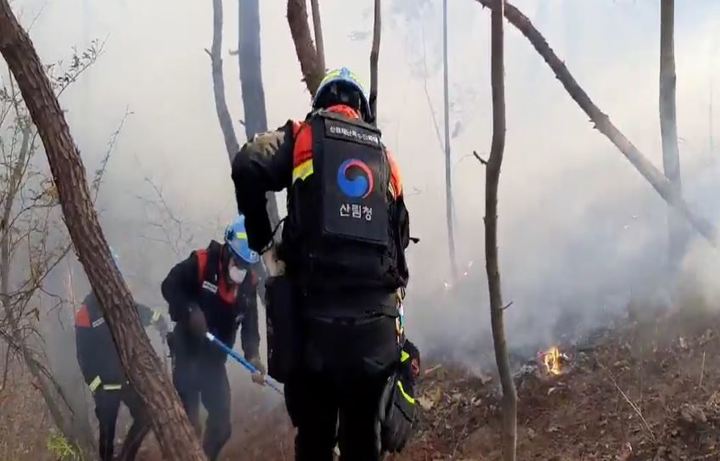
227, 306, 720, 461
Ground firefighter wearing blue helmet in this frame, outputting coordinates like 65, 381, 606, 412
225, 214, 260, 267
161, 215, 264, 461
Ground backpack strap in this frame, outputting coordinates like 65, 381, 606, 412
196, 241, 223, 286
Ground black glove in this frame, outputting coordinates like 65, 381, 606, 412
188, 307, 207, 338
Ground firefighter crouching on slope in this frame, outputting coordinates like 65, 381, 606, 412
74, 248, 169, 461
232, 67, 414, 461
161, 215, 265, 461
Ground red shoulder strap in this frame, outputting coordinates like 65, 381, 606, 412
196, 249, 208, 285
74, 304, 91, 328
386, 148, 404, 199
292, 121, 313, 168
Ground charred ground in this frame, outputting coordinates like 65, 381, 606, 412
219, 302, 720, 461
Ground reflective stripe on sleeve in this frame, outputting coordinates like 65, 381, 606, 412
292, 159, 313, 183
89, 376, 102, 392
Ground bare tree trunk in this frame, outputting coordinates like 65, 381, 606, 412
209, 0, 240, 161
473, 0, 717, 246
310, 0, 325, 73
287, 0, 323, 96
369, 0, 381, 124
443, 0, 458, 280
484, 0, 517, 459
0, 4, 206, 460
238, 0, 280, 228
659, 0, 685, 263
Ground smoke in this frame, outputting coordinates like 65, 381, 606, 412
5, 0, 719, 435
392, 0, 720, 368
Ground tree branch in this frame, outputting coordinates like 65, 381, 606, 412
473, 150, 488, 165
474, 0, 717, 246
91, 107, 131, 202
53, 38, 105, 99
136, 176, 192, 258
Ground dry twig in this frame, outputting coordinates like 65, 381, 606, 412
603, 366, 657, 442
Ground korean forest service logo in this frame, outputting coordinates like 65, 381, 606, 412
336, 158, 374, 199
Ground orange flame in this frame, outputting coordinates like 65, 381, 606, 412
542, 346, 563, 376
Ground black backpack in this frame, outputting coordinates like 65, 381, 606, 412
376, 349, 419, 453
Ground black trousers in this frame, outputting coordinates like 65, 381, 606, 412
173, 353, 232, 461
94, 387, 149, 461
284, 314, 399, 461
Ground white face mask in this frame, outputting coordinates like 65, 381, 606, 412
228, 265, 247, 284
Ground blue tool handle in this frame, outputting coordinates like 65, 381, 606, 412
205, 332, 283, 394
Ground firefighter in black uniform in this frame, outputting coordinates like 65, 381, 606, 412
232, 67, 411, 461
161, 215, 264, 461
74, 251, 168, 461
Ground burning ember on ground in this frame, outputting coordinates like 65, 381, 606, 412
540, 346, 568, 376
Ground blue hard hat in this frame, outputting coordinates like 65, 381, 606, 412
312, 67, 372, 122
224, 215, 259, 264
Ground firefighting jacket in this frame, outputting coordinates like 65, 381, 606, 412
232, 104, 410, 301
74, 292, 160, 391
161, 240, 260, 360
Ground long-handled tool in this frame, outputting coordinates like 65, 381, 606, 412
205, 332, 284, 395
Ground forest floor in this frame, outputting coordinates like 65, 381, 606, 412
396, 305, 720, 461
221, 302, 720, 461
0, 368, 56, 460
4, 302, 720, 461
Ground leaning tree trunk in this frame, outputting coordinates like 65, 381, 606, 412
209, 0, 240, 162
659, 0, 686, 263
473, 0, 717, 246
484, 0, 517, 459
0, 4, 206, 460
239, 0, 280, 227
443, 0, 458, 280
368, 0, 381, 124
287, 0, 324, 96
